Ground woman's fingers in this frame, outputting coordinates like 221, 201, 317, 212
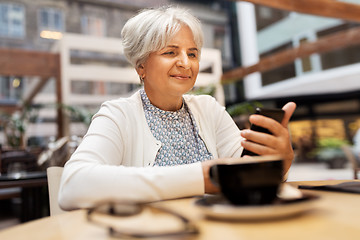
246, 114, 284, 136
240, 102, 296, 166
241, 129, 277, 146
281, 102, 297, 127
241, 138, 278, 156
247, 102, 296, 134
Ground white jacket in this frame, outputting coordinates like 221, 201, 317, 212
59, 91, 243, 210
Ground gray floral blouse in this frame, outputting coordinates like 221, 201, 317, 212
140, 90, 213, 166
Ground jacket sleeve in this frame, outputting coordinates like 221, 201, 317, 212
190, 95, 244, 159
212, 98, 244, 158
58, 101, 204, 210
59, 158, 204, 210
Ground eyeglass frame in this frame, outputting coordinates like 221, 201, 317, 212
87, 201, 199, 238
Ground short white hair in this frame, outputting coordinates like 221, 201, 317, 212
121, 6, 204, 68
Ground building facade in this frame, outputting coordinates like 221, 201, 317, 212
235, 2, 360, 161
0, 0, 233, 145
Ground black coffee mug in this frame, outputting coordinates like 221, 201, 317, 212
209, 155, 283, 206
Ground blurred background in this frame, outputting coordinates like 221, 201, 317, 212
0, 0, 360, 229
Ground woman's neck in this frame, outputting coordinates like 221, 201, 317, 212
143, 90, 183, 111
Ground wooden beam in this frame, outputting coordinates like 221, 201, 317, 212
54, 55, 65, 138
23, 77, 49, 106
0, 104, 21, 115
0, 48, 59, 78
233, 0, 360, 22
0, 48, 64, 138
222, 27, 360, 84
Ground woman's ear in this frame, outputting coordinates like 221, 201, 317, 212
136, 64, 145, 76
136, 64, 145, 83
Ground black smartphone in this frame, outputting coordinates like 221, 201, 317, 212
241, 107, 285, 157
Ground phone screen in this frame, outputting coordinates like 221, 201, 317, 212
241, 107, 285, 157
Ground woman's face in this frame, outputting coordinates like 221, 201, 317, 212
138, 25, 200, 110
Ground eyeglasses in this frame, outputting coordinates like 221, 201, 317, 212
87, 201, 199, 238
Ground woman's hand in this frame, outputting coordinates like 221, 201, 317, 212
201, 159, 220, 194
240, 102, 297, 173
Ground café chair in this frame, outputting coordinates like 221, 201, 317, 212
0, 188, 21, 201
0, 150, 37, 202
46, 166, 66, 216
341, 145, 360, 179
0, 150, 38, 174
38, 137, 69, 170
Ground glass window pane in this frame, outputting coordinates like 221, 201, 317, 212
0, 3, 24, 38
39, 8, 63, 32
0, 6, 8, 22
41, 10, 48, 28
13, 5, 21, 13
54, 12, 61, 30
82, 16, 105, 37
0, 6, 8, 35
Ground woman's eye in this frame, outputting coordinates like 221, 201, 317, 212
188, 53, 197, 58
163, 51, 175, 55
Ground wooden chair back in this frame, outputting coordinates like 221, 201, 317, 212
46, 166, 66, 216
341, 145, 360, 179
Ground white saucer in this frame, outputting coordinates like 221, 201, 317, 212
194, 193, 319, 221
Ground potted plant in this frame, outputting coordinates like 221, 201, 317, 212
0, 105, 39, 149
314, 138, 349, 169
226, 102, 263, 130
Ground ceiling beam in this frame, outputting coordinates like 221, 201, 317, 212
222, 27, 360, 84
0, 48, 59, 78
232, 0, 360, 22
22, 77, 50, 106
0, 104, 21, 115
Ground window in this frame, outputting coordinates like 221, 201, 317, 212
82, 16, 106, 37
38, 8, 64, 39
293, 32, 322, 76
0, 3, 25, 38
0, 76, 23, 101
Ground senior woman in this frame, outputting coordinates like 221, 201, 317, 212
59, 6, 296, 210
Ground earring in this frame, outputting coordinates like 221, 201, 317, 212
139, 75, 145, 83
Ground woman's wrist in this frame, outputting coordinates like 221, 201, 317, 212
201, 160, 219, 194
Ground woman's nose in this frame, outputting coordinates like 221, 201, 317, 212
176, 53, 190, 69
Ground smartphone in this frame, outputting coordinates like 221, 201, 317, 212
241, 107, 285, 157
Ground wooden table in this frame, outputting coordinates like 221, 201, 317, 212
0, 180, 359, 240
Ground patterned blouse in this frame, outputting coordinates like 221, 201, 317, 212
140, 90, 213, 166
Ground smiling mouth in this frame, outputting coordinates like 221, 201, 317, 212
170, 75, 191, 79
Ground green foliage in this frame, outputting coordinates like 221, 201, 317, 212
317, 138, 349, 149
226, 101, 263, 117
0, 105, 40, 147
312, 138, 349, 162
188, 85, 216, 96
61, 104, 94, 127
0, 103, 94, 148
187, 85, 261, 118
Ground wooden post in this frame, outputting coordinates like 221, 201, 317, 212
54, 55, 65, 138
